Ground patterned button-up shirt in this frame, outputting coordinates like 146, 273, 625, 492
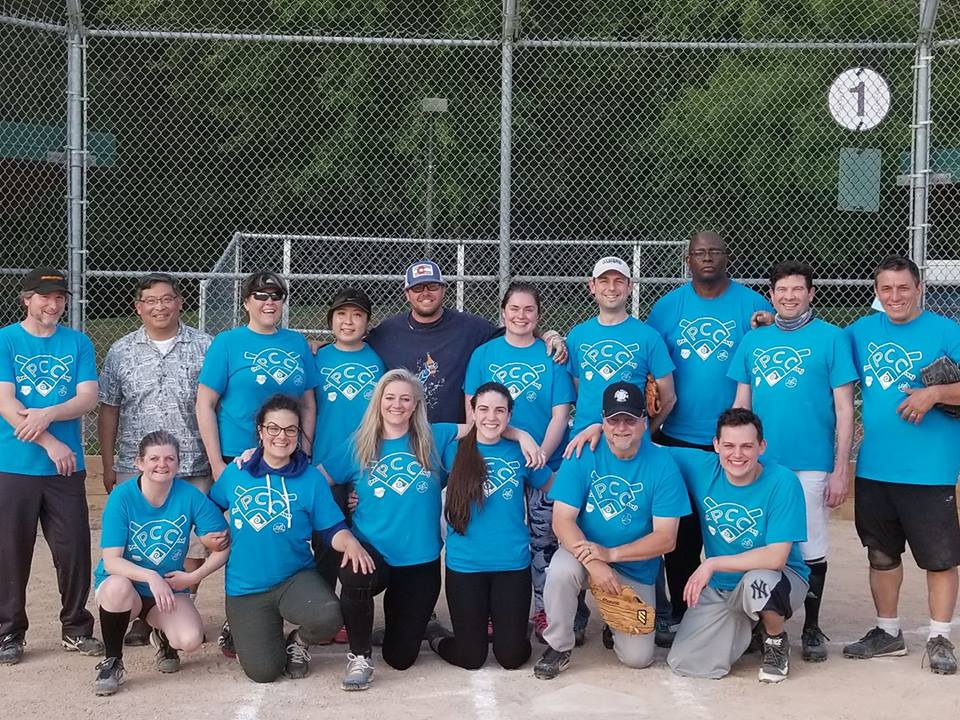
99, 323, 212, 475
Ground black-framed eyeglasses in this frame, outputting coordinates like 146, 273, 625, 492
689, 249, 727, 260
409, 283, 443, 294
260, 423, 299, 438
251, 290, 285, 302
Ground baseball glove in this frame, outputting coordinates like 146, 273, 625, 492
588, 581, 656, 635
644, 372, 661, 418
921, 356, 960, 419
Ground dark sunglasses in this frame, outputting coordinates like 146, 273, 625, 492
251, 290, 285, 302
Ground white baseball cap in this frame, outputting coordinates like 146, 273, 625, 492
591, 256, 631, 279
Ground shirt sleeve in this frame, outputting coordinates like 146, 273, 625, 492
645, 297, 668, 338
308, 469, 346, 531
322, 442, 360, 485
296, 334, 321, 391
99, 487, 130, 549
198, 333, 229, 393
208, 469, 231, 511
651, 456, 692, 518
764, 470, 808, 545
191, 490, 228, 535
463, 346, 484, 395
547, 453, 588, 508
551, 364, 576, 406
98, 346, 122, 405
565, 327, 582, 380
751, 288, 774, 314
727, 334, 751, 384
525, 465, 553, 490
828, 327, 859, 388
76, 333, 98, 383
665, 446, 710, 495
647, 332, 676, 378
0, 332, 14, 384
943, 318, 960, 365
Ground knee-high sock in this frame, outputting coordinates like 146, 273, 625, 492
99, 608, 131, 660
804, 559, 827, 630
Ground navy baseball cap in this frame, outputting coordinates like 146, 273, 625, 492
602, 381, 647, 419
404, 260, 446, 290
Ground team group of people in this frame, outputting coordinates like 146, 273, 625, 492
1, 232, 959, 696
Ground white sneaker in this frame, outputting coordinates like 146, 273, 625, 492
341, 652, 374, 691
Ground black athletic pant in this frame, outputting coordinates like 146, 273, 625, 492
652, 429, 711, 621
0, 470, 94, 637
313, 483, 352, 591
437, 566, 532, 670
338, 542, 441, 670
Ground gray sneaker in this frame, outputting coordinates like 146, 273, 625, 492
150, 629, 181, 673
801, 625, 829, 663
842, 627, 907, 659
341, 653, 374, 691
93, 657, 126, 696
923, 636, 958, 675
0, 633, 25, 665
758, 631, 790, 683
534, 646, 571, 680
284, 630, 311, 679
62, 634, 104, 656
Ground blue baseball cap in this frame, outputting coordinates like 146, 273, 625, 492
404, 260, 446, 289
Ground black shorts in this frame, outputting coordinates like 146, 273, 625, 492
854, 477, 960, 571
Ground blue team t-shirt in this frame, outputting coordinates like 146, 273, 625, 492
198, 326, 320, 457
0, 323, 98, 475
464, 336, 575, 468
549, 439, 690, 585
667, 447, 809, 591
209, 463, 344, 596
848, 310, 960, 486
647, 282, 772, 445
323, 422, 459, 567
313, 343, 384, 465
729, 319, 858, 472
95, 477, 228, 597
566, 316, 674, 435
441, 437, 551, 573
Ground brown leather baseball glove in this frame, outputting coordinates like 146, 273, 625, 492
644, 372, 661, 418
588, 581, 656, 635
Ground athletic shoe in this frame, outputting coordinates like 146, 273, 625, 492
654, 616, 676, 649
284, 630, 311, 679
123, 618, 151, 647
218, 621, 236, 659
602, 624, 614, 650
371, 626, 385, 647
424, 620, 453, 654
534, 646, 571, 680
573, 626, 586, 647
341, 653, 374, 691
0, 633, 25, 665
923, 636, 958, 675
744, 623, 763, 654
842, 627, 907, 659
93, 657, 126, 696
532, 610, 548, 645
758, 631, 790, 683
801, 625, 830, 663
62, 634, 104, 656
150, 629, 181, 673
333, 626, 349, 644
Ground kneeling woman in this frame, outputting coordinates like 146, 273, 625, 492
93, 430, 230, 696
321, 370, 542, 690
431, 382, 552, 670
210, 394, 373, 683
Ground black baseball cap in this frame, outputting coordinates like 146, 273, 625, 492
241, 270, 287, 299
22, 267, 70, 295
327, 287, 373, 324
602, 381, 647, 419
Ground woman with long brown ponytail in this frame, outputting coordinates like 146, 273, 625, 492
427, 382, 552, 670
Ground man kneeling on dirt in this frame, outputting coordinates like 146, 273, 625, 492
666, 408, 809, 683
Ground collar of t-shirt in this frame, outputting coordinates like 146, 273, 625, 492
406, 308, 449, 330
149, 336, 178, 355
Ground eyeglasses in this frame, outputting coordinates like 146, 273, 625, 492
689, 249, 727, 260
251, 290, 285, 302
261, 423, 299, 438
604, 415, 642, 427
137, 294, 179, 307
409, 283, 442, 294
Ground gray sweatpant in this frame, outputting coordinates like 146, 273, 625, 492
543, 546, 656, 669
667, 567, 808, 679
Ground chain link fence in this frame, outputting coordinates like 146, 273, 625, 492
1, 1, 958, 449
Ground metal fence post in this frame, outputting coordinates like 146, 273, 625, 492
498, 0, 518, 299
910, 0, 938, 283
65, 0, 85, 330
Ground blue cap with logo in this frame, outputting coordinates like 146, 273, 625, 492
404, 260, 446, 289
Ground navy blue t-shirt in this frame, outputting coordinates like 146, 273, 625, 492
366, 309, 499, 423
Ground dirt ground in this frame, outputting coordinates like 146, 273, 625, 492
3, 484, 959, 720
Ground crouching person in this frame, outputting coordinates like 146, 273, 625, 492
666, 408, 809, 683
534, 382, 689, 678
94, 431, 230, 695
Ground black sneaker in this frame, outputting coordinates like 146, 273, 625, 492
62, 634, 104, 656
758, 631, 790, 683
801, 625, 830, 663
654, 616, 676, 649
602, 624, 614, 650
923, 636, 958, 675
0, 633, 25, 665
150, 629, 181, 673
124, 618, 151, 647
93, 656, 126, 696
534, 646, 571, 680
424, 620, 453, 654
842, 627, 907, 659
284, 630, 311, 679
218, 620, 236, 659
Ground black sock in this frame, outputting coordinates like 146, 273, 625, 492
804, 559, 827, 630
99, 607, 131, 660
